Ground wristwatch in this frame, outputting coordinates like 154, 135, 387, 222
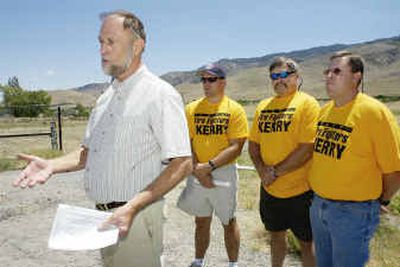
208, 160, 217, 171
270, 166, 278, 180
379, 199, 391, 206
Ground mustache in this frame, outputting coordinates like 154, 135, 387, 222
274, 82, 288, 89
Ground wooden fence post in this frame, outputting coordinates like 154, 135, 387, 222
57, 107, 63, 151
50, 121, 58, 150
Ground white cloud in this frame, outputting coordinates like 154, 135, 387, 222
46, 69, 55, 76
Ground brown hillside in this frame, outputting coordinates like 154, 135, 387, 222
48, 89, 99, 106
49, 36, 400, 106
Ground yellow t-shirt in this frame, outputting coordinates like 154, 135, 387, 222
249, 91, 320, 198
186, 96, 249, 163
309, 93, 400, 201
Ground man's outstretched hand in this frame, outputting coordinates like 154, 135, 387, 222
13, 153, 53, 188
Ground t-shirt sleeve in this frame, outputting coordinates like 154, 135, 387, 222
152, 89, 192, 161
185, 105, 194, 139
373, 107, 400, 173
298, 98, 320, 143
227, 103, 249, 139
249, 108, 261, 143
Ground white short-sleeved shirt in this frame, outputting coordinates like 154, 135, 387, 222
82, 65, 191, 202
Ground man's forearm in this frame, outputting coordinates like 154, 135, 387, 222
127, 156, 192, 212
382, 171, 400, 200
49, 147, 87, 174
248, 141, 268, 177
210, 138, 246, 169
274, 143, 313, 177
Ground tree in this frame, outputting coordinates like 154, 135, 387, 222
1, 78, 52, 117
7, 76, 21, 89
75, 103, 90, 118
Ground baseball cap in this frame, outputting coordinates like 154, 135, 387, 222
197, 64, 226, 78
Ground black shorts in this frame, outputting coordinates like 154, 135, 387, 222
259, 186, 313, 242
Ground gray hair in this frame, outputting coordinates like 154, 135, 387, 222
100, 10, 146, 42
269, 57, 299, 73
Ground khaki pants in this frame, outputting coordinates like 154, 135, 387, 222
101, 200, 164, 267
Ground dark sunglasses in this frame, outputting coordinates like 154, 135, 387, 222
323, 68, 342, 76
200, 77, 221, 83
270, 71, 295, 80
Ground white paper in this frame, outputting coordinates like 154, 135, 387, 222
237, 164, 256, 171
48, 204, 119, 251
194, 179, 231, 187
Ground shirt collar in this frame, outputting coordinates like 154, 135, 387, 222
111, 64, 148, 91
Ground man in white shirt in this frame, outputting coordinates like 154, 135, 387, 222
13, 10, 192, 267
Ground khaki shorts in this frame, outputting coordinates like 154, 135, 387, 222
177, 164, 238, 225
101, 200, 164, 267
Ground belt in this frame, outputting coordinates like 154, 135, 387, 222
315, 195, 377, 203
95, 201, 127, 211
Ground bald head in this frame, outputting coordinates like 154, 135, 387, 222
98, 12, 145, 81
100, 10, 146, 42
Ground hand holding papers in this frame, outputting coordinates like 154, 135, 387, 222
48, 204, 119, 250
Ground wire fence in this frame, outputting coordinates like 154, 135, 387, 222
0, 104, 85, 151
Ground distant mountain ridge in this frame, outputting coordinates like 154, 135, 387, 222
76, 82, 109, 93
48, 82, 109, 106
49, 34, 400, 106
160, 43, 349, 86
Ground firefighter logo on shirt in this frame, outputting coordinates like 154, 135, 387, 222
257, 108, 295, 133
314, 121, 352, 160
194, 113, 230, 135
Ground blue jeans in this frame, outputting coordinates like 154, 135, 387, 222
310, 195, 380, 267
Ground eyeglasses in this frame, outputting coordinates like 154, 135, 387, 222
270, 71, 295, 80
200, 77, 221, 83
323, 68, 342, 76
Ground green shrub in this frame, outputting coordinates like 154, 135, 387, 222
389, 193, 400, 215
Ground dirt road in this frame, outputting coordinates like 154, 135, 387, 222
0, 170, 301, 267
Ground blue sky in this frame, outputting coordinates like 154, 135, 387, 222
1, 0, 399, 91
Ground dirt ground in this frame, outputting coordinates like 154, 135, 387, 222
0, 170, 302, 267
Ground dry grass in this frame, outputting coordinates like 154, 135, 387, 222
367, 217, 400, 267
0, 117, 87, 170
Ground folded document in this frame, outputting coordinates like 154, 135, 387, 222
48, 204, 119, 250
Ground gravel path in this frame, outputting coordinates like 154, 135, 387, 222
0, 170, 301, 267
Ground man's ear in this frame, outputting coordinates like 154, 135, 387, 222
353, 71, 362, 86
220, 78, 227, 87
133, 38, 145, 56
